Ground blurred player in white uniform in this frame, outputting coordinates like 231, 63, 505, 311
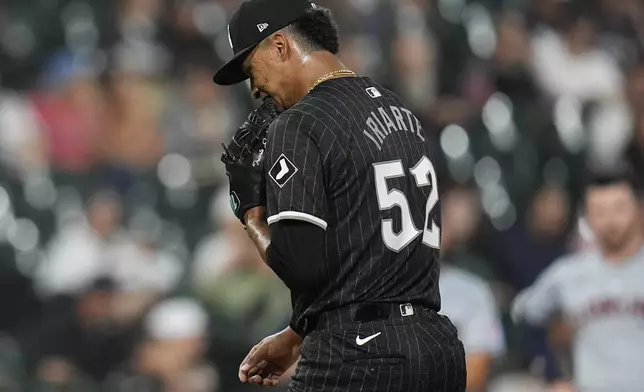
512, 174, 644, 392
440, 267, 506, 392
439, 186, 506, 392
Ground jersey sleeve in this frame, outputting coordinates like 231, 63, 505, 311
511, 258, 567, 325
265, 112, 328, 230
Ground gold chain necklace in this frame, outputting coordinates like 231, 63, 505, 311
308, 69, 357, 93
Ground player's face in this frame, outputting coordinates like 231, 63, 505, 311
585, 183, 640, 251
243, 34, 294, 110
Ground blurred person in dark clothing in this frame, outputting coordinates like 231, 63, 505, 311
489, 12, 539, 105
103, 297, 218, 392
27, 277, 137, 387
440, 185, 493, 279
493, 185, 571, 292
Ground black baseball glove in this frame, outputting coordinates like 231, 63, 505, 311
221, 98, 279, 224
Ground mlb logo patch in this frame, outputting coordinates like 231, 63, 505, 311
400, 303, 414, 317
366, 87, 381, 98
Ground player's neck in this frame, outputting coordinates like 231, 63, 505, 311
295, 52, 353, 100
602, 234, 644, 264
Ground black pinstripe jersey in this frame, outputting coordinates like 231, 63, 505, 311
265, 76, 442, 332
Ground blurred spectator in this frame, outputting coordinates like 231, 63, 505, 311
528, 0, 572, 31
391, 30, 438, 112
531, 13, 631, 171
493, 185, 571, 291
110, 226, 184, 325
192, 189, 242, 281
192, 200, 291, 345
440, 185, 494, 278
111, 231, 182, 297
101, 70, 165, 177
489, 12, 538, 105
595, 0, 644, 70
28, 277, 137, 387
104, 297, 219, 392
35, 189, 128, 296
30, 51, 105, 174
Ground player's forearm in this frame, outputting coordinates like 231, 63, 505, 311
465, 354, 494, 391
244, 207, 271, 264
548, 318, 574, 382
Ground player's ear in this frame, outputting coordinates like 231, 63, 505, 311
270, 33, 289, 61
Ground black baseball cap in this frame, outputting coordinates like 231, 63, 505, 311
213, 0, 318, 85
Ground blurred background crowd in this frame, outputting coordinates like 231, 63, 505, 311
0, 0, 642, 391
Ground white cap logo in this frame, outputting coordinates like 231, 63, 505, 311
257, 23, 269, 32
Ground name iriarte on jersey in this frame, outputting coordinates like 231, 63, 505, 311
361, 103, 427, 151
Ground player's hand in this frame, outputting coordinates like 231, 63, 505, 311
221, 98, 279, 224
549, 381, 576, 392
239, 327, 302, 387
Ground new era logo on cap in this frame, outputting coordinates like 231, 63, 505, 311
257, 23, 269, 32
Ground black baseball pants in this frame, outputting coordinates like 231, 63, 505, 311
287, 303, 467, 392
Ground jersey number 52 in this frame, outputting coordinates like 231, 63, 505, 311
373, 156, 440, 252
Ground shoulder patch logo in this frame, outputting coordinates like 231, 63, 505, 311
269, 154, 298, 188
